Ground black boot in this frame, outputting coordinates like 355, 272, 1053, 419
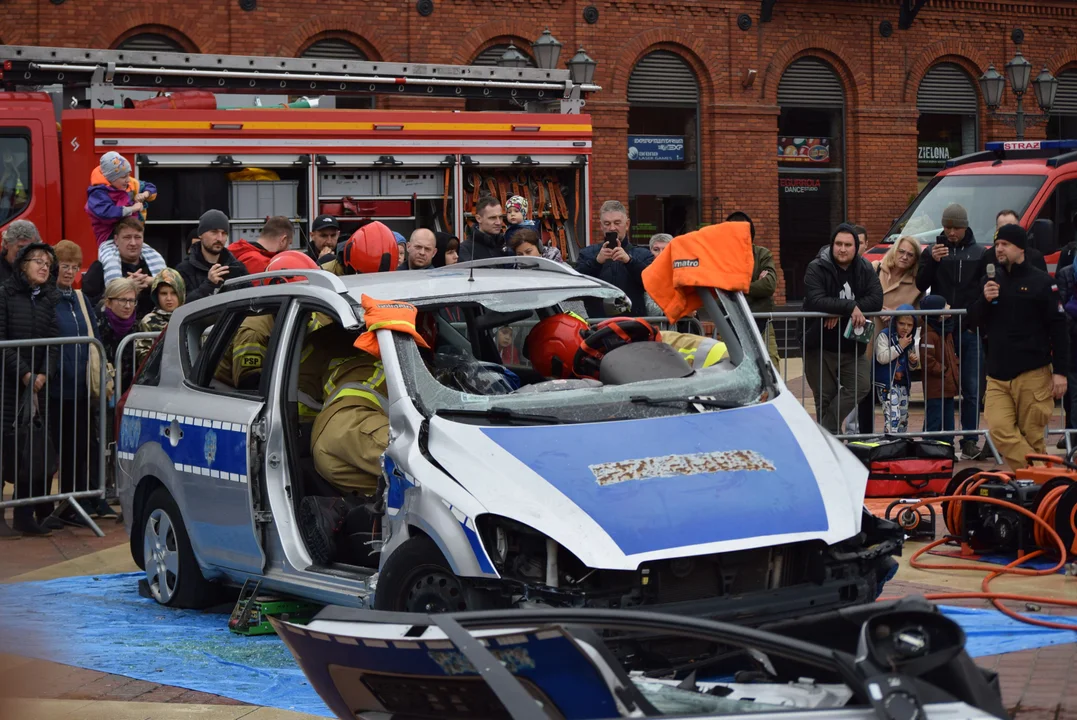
13, 506, 52, 537
299, 497, 347, 565
92, 497, 117, 518
0, 511, 21, 541
35, 503, 63, 531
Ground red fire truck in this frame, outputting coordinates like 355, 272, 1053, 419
0, 45, 598, 268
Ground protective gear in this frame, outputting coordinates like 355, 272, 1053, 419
298, 324, 359, 418
266, 250, 318, 283
577, 317, 660, 379
660, 330, 728, 369
354, 295, 430, 358
340, 221, 399, 275
214, 313, 275, 389
523, 312, 589, 379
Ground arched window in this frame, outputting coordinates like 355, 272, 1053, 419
1049, 69, 1077, 140
627, 51, 700, 239
300, 38, 371, 108
917, 63, 979, 187
114, 33, 185, 53
465, 43, 535, 111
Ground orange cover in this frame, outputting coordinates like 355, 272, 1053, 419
642, 221, 754, 323
353, 294, 430, 358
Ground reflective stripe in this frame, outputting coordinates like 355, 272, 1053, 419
325, 381, 388, 410
324, 359, 384, 400
297, 390, 324, 417
367, 319, 417, 334
675, 339, 727, 369
700, 341, 727, 368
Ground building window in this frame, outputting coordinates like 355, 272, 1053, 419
1048, 70, 1077, 141
916, 63, 978, 192
465, 44, 536, 112
627, 51, 700, 242
776, 57, 845, 302
114, 33, 185, 53
301, 38, 372, 109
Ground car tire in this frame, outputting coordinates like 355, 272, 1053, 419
374, 533, 478, 613
142, 487, 216, 609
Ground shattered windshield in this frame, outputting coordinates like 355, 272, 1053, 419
395, 290, 767, 424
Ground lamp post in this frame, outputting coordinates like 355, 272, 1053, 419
531, 29, 562, 71
978, 49, 1057, 140
567, 47, 597, 86
497, 43, 530, 69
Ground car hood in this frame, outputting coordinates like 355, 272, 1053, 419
426, 392, 868, 570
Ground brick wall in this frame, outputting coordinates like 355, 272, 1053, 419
8, 0, 1077, 301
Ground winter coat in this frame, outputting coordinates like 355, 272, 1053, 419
228, 239, 276, 275
922, 320, 960, 400
1057, 265, 1077, 373
503, 220, 539, 247
574, 239, 655, 318
96, 310, 137, 392
915, 227, 986, 311
51, 289, 99, 399
802, 244, 884, 354
135, 269, 186, 364
875, 262, 921, 311
747, 245, 777, 315
84, 166, 157, 246
0, 254, 13, 286
0, 242, 59, 430
176, 243, 249, 303
82, 257, 155, 320
458, 229, 510, 262
873, 305, 920, 391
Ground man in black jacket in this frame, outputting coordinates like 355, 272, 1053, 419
458, 196, 509, 262
916, 203, 987, 458
969, 224, 1068, 470
177, 209, 248, 303
0, 219, 39, 286
803, 223, 884, 433
81, 216, 155, 319
575, 200, 654, 317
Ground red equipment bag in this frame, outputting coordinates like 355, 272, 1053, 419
847, 439, 954, 497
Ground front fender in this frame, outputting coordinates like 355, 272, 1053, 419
396, 485, 497, 578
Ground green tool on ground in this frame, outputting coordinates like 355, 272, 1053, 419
228, 579, 321, 636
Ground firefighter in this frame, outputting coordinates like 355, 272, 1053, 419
213, 250, 321, 389
320, 221, 399, 277
523, 313, 728, 380
299, 296, 436, 567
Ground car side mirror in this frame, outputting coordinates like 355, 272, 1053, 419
1029, 218, 1058, 255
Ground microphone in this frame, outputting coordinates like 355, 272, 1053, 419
986, 263, 998, 304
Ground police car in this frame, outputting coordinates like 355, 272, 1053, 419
117, 256, 902, 622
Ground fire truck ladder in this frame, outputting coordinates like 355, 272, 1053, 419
0, 45, 599, 113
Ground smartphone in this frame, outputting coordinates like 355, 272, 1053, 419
604, 231, 618, 249
935, 236, 946, 245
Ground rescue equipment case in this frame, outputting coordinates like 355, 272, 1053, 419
848, 439, 954, 497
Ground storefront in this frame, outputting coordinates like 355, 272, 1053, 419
916, 63, 978, 192
1048, 70, 1077, 140
626, 50, 700, 244
776, 57, 845, 301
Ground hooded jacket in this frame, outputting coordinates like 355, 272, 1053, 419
228, 239, 276, 275
136, 269, 186, 364
458, 228, 509, 262
84, 166, 157, 246
0, 242, 59, 428
802, 226, 884, 353
431, 231, 459, 269
176, 242, 249, 303
873, 304, 919, 390
915, 226, 986, 312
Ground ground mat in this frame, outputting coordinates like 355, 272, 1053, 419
927, 546, 1067, 573
0, 573, 1073, 715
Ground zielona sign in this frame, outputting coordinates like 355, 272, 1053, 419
918, 143, 958, 167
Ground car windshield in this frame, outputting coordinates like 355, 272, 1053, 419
885, 173, 1046, 245
394, 291, 767, 424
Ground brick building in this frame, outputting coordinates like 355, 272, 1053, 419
5, 0, 1077, 300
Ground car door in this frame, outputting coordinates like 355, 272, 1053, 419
166, 297, 288, 574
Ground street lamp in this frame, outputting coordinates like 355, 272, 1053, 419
531, 29, 562, 71
567, 47, 597, 86
979, 47, 1056, 140
497, 43, 530, 69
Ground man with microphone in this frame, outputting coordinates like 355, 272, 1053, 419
969, 223, 1068, 470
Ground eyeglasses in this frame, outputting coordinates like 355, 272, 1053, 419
59, 263, 80, 273
26, 257, 52, 268
896, 250, 916, 258
110, 298, 137, 307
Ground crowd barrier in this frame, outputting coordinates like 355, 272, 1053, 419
0, 336, 109, 536
113, 331, 160, 403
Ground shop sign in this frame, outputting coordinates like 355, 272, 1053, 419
918, 142, 959, 167
778, 137, 831, 164
780, 177, 821, 194
628, 135, 685, 161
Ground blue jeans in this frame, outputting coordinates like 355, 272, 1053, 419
924, 397, 956, 447
957, 329, 983, 442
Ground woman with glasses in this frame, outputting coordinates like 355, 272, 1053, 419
0, 240, 58, 537
97, 278, 140, 396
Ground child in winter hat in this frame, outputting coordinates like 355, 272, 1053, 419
85, 151, 167, 286
503, 194, 538, 246
135, 268, 186, 365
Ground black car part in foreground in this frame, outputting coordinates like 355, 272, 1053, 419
274, 596, 1007, 720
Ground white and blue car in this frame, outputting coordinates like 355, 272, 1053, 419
117, 257, 901, 622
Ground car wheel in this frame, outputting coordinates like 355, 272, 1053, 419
142, 488, 215, 609
374, 534, 473, 613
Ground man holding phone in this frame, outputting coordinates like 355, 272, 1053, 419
574, 200, 654, 317
178, 209, 249, 302
915, 203, 987, 458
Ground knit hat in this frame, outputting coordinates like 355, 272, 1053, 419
831, 222, 861, 253
995, 223, 1027, 249
392, 231, 407, 247
151, 267, 187, 307
505, 195, 529, 216
941, 203, 969, 229
920, 294, 946, 312
99, 151, 132, 184
197, 209, 230, 236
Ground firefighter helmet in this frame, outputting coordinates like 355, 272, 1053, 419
523, 313, 590, 379
265, 250, 318, 283
340, 221, 399, 274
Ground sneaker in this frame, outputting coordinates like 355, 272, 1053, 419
13, 514, 52, 537
960, 440, 981, 460
0, 521, 21, 541
299, 496, 347, 565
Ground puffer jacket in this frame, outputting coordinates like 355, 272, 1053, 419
228, 239, 276, 275
0, 242, 59, 430
873, 304, 920, 391
84, 166, 157, 246
922, 320, 960, 400
802, 238, 884, 354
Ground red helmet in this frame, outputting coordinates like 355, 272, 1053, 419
576, 317, 660, 378
341, 221, 399, 274
523, 313, 589, 379
265, 250, 318, 283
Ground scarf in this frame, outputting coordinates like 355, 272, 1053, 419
104, 306, 137, 336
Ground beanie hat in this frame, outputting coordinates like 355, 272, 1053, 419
505, 195, 529, 216
392, 231, 407, 247
995, 222, 1027, 249
53, 239, 83, 266
100, 151, 132, 184
197, 209, 230, 236
941, 204, 969, 229
920, 294, 946, 312
831, 222, 861, 253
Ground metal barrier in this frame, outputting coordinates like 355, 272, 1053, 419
113, 331, 160, 402
0, 336, 109, 536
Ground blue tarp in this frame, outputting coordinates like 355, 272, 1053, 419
0, 572, 1074, 715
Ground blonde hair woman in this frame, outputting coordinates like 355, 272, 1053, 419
876, 236, 923, 310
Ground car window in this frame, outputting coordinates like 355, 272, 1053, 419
184, 302, 285, 397
0, 132, 31, 226
134, 336, 164, 387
